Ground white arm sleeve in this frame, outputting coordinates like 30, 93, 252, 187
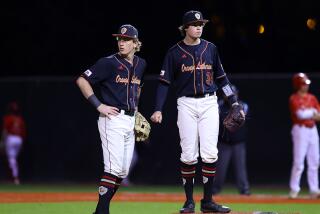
296, 108, 317, 120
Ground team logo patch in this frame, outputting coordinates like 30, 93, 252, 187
195, 13, 201, 20
121, 27, 127, 34
84, 69, 92, 77
99, 186, 108, 196
203, 176, 208, 184
160, 70, 165, 76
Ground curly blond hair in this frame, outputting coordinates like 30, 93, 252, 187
134, 39, 142, 52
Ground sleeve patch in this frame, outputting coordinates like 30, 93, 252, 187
84, 69, 92, 77
222, 84, 234, 97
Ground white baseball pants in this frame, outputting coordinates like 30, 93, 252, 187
290, 124, 320, 193
98, 111, 135, 178
5, 134, 23, 178
177, 94, 219, 164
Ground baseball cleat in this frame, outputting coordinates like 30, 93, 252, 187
200, 199, 231, 213
240, 189, 251, 196
288, 190, 299, 199
179, 200, 195, 213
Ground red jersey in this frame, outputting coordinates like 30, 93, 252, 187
289, 93, 320, 127
3, 114, 26, 139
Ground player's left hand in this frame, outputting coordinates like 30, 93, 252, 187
150, 111, 162, 123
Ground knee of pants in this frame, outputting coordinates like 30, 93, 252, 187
293, 164, 304, 173
8, 158, 17, 167
308, 165, 319, 171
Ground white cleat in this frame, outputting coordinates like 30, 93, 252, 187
289, 190, 299, 199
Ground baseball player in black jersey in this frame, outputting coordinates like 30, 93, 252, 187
76, 24, 146, 214
151, 11, 242, 213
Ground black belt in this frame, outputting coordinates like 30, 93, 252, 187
185, 92, 216, 98
118, 109, 135, 116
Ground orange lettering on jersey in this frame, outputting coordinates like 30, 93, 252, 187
131, 75, 141, 85
206, 72, 213, 85
115, 75, 140, 85
116, 75, 129, 84
181, 62, 212, 73
196, 62, 212, 70
181, 64, 195, 73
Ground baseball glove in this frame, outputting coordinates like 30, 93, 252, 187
223, 104, 245, 132
134, 112, 151, 142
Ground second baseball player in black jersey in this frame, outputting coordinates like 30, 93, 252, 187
151, 11, 240, 213
76, 24, 146, 214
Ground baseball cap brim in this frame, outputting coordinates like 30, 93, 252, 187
112, 34, 137, 39
179, 19, 209, 29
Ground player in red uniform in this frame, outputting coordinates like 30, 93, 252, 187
289, 73, 320, 199
1, 101, 26, 185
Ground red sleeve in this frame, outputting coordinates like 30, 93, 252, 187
289, 95, 298, 114
313, 96, 320, 112
3, 116, 10, 131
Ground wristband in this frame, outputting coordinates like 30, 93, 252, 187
88, 94, 102, 109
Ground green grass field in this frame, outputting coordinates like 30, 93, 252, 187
1, 202, 319, 214
0, 184, 319, 214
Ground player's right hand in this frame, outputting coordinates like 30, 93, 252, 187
97, 104, 119, 119
150, 111, 162, 123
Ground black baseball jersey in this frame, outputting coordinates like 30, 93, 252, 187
158, 39, 230, 97
82, 53, 146, 111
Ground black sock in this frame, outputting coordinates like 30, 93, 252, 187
202, 162, 216, 202
181, 162, 196, 202
112, 177, 123, 198
95, 172, 118, 214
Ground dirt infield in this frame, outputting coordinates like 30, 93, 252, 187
0, 192, 319, 204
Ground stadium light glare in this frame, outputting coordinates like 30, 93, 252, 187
258, 24, 265, 34
306, 18, 317, 30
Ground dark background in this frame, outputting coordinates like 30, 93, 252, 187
2, 0, 320, 76
1, 0, 320, 186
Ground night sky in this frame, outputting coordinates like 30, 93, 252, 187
2, 0, 320, 77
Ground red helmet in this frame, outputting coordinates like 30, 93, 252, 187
292, 73, 311, 90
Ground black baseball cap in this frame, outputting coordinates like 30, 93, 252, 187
180, 10, 209, 28
112, 24, 138, 39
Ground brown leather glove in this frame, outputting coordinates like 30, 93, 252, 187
223, 104, 246, 132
